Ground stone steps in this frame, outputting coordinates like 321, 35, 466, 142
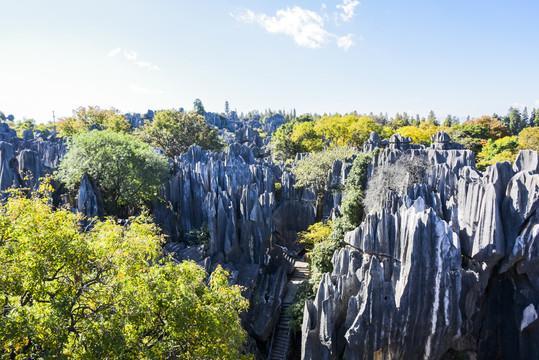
268, 260, 311, 360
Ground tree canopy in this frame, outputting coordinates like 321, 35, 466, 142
0, 192, 249, 359
141, 110, 222, 158
56, 106, 131, 137
56, 130, 168, 215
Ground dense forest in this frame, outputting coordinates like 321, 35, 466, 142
1, 102, 539, 359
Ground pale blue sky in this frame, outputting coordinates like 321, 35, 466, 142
1, 0, 538, 121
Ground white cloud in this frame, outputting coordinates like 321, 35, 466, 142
233, 6, 354, 50
337, 0, 359, 22
108, 48, 160, 71
107, 47, 121, 57
234, 7, 330, 48
337, 34, 354, 50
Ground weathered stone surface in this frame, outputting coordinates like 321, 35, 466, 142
76, 174, 102, 218
302, 141, 539, 360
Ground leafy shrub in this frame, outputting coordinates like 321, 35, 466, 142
185, 226, 210, 247
287, 281, 315, 332
298, 221, 332, 251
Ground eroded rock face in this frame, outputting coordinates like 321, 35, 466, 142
303, 146, 539, 360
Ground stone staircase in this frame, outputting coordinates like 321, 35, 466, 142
268, 260, 310, 360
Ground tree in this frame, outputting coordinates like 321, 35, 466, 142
518, 127, 539, 152
193, 98, 206, 115
506, 107, 526, 135
56, 130, 168, 215
271, 120, 304, 160
427, 110, 438, 125
57, 106, 131, 136
141, 110, 222, 158
476, 136, 519, 170
443, 115, 457, 127
290, 121, 324, 153
396, 123, 439, 145
292, 146, 356, 220
0, 193, 249, 359
531, 108, 538, 127
448, 115, 509, 153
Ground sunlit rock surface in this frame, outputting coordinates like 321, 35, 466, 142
302, 136, 539, 360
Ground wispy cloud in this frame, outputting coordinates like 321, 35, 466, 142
337, 34, 354, 50
108, 48, 160, 71
232, 6, 354, 50
337, 0, 359, 22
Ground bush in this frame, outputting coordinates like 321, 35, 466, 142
363, 155, 430, 213
287, 281, 315, 332
185, 226, 210, 247
0, 194, 249, 359
340, 152, 373, 227
476, 136, 519, 170
141, 110, 222, 158
56, 130, 169, 215
298, 221, 332, 251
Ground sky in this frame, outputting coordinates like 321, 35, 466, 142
1, 0, 538, 122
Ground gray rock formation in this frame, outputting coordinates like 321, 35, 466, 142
302, 142, 539, 360
76, 174, 102, 218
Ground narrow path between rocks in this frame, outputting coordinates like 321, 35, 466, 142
268, 260, 310, 360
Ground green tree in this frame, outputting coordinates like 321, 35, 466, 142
427, 110, 438, 125
141, 109, 222, 158
56, 130, 168, 215
193, 99, 206, 115
443, 115, 457, 127
506, 107, 525, 135
271, 120, 303, 160
0, 193, 249, 359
